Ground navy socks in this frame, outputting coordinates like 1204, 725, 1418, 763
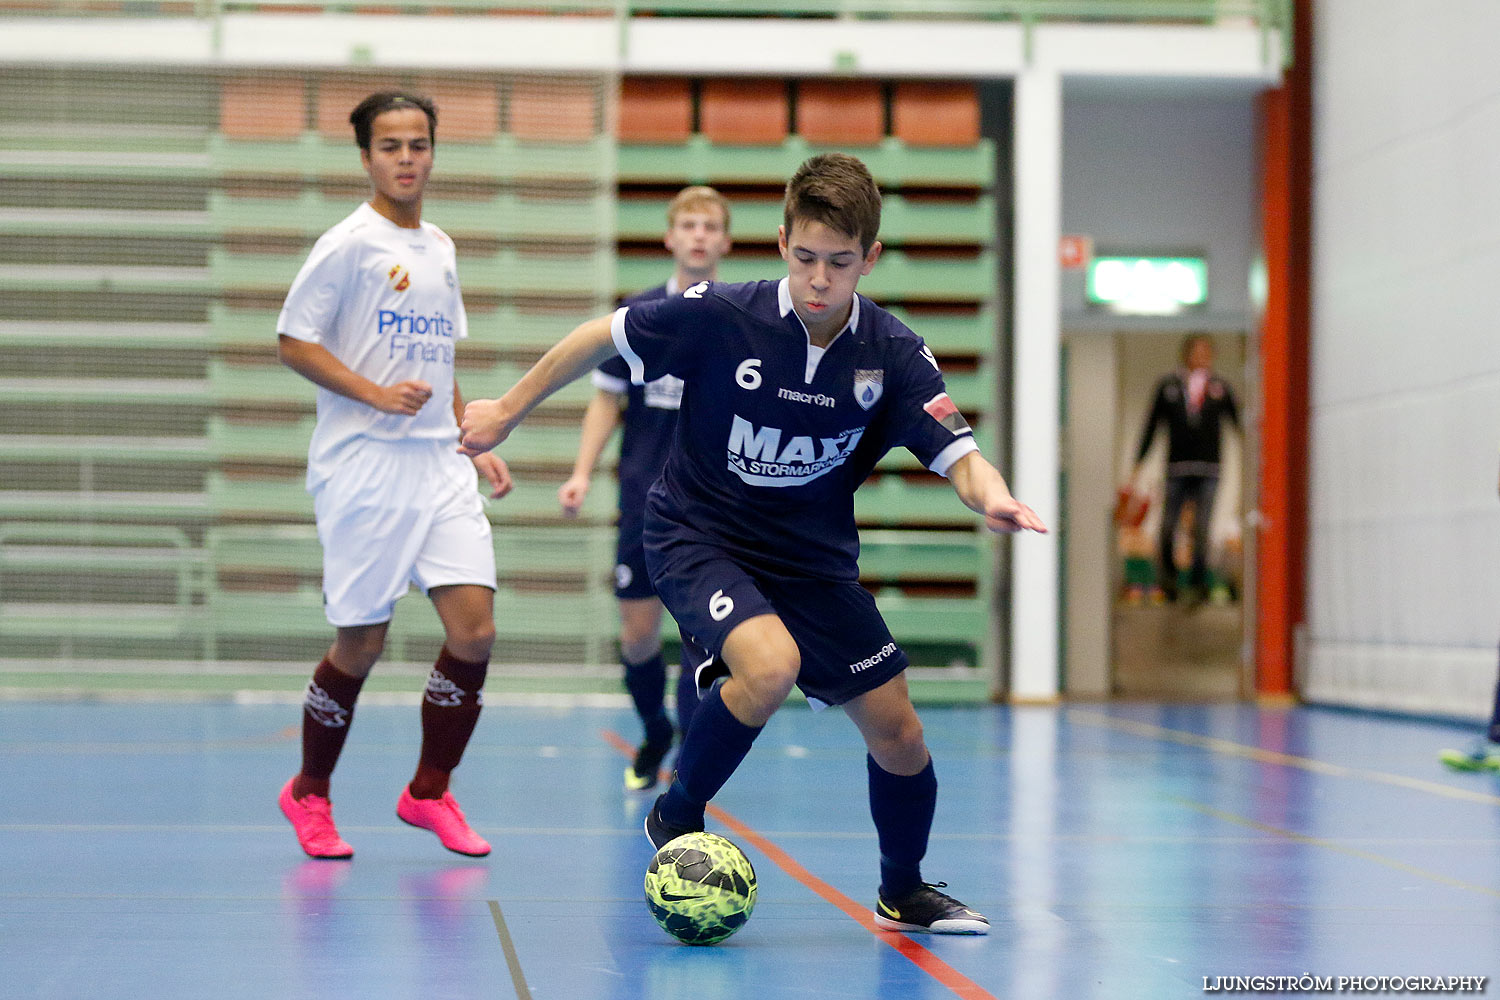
868, 754, 937, 898
658, 684, 761, 831
623, 652, 672, 743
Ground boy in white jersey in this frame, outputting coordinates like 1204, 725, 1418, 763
275, 91, 511, 860
559, 185, 732, 790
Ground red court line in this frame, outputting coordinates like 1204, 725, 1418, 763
601, 729, 997, 1000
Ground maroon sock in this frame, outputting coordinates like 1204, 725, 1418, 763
293, 658, 365, 801
409, 647, 488, 799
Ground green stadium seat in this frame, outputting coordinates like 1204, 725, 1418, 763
0, 522, 209, 642
498, 420, 618, 468
873, 423, 994, 471
206, 305, 280, 348
858, 528, 987, 583
207, 415, 314, 463
616, 248, 994, 304
617, 137, 994, 191
853, 474, 975, 527
209, 248, 305, 294
0, 375, 212, 406
206, 359, 316, 409
0, 205, 210, 239
208, 522, 321, 577
615, 193, 993, 247
875, 591, 987, 645
0, 433, 211, 467
209, 133, 615, 186
882, 306, 996, 355
0, 263, 214, 296
206, 470, 312, 522
0, 319, 211, 351
208, 190, 344, 237
486, 476, 615, 526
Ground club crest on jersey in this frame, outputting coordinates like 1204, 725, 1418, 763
387, 264, 411, 292
853, 369, 884, 410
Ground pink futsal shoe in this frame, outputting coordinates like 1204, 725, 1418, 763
396, 787, 492, 857
279, 779, 354, 860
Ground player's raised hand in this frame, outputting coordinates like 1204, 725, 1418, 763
373, 379, 433, 416
984, 494, 1047, 535
458, 398, 516, 456
472, 451, 513, 499
557, 474, 590, 518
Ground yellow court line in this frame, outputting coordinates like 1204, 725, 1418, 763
1172, 798, 1500, 900
1068, 709, 1500, 806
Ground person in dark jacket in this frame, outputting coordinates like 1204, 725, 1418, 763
1131, 334, 1239, 604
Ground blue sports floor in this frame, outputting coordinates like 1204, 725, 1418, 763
2, 697, 1497, 999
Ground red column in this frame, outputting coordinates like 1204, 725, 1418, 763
1255, 6, 1313, 696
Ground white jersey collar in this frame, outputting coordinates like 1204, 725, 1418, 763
778, 277, 860, 383
777, 277, 860, 339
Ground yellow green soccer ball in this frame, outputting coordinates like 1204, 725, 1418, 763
644, 832, 757, 945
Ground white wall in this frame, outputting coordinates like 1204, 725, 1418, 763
1061, 82, 1261, 335
1304, 0, 1500, 719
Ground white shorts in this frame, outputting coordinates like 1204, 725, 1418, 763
313, 438, 495, 627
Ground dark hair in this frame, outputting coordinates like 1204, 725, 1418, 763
349, 91, 437, 151
783, 153, 881, 254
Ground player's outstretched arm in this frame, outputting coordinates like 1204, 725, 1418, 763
278, 335, 432, 415
453, 379, 513, 499
946, 451, 1047, 535
559, 388, 623, 517
459, 314, 616, 456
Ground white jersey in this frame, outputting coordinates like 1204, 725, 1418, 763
278, 202, 469, 490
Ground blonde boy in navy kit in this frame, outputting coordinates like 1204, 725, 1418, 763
559, 186, 732, 790
275, 91, 511, 860
461, 153, 1044, 933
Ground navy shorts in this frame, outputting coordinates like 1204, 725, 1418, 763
612, 509, 657, 600
644, 526, 909, 709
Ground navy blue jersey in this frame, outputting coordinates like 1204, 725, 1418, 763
613, 278, 979, 582
594, 281, 682, 520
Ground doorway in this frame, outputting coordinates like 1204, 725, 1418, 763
1062, 331, 1250, 700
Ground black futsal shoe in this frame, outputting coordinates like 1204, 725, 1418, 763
873, 882, 990, 935
644, 793, 702, 850
625, 730, 674, 792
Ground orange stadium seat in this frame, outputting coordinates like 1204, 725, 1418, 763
507, 78, 601, 142
316, 74, 395, 140
797, 79, 885, 146
618, 77, 693, 144
699, 79, 788, 145
891, 81, 980, 147
219, 76, 305, 140
416, 76, 500, 142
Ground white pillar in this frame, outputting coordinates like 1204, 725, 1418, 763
1010, 66, 1062, 701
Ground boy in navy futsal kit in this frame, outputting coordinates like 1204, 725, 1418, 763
461, 153, 1045, 933
558, 186, 732, 790
275, 92, 511, 860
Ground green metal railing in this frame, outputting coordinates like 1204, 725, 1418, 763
2, 0, 1290, 67
1, 0, 1294, 67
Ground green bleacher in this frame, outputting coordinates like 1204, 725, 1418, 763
0, 64, 1002, 690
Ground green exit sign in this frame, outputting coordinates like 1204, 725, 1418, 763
1087, 256, 1207, 314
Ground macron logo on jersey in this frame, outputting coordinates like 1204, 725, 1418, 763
684, 281, 708, 299
726, 414, 864, 487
